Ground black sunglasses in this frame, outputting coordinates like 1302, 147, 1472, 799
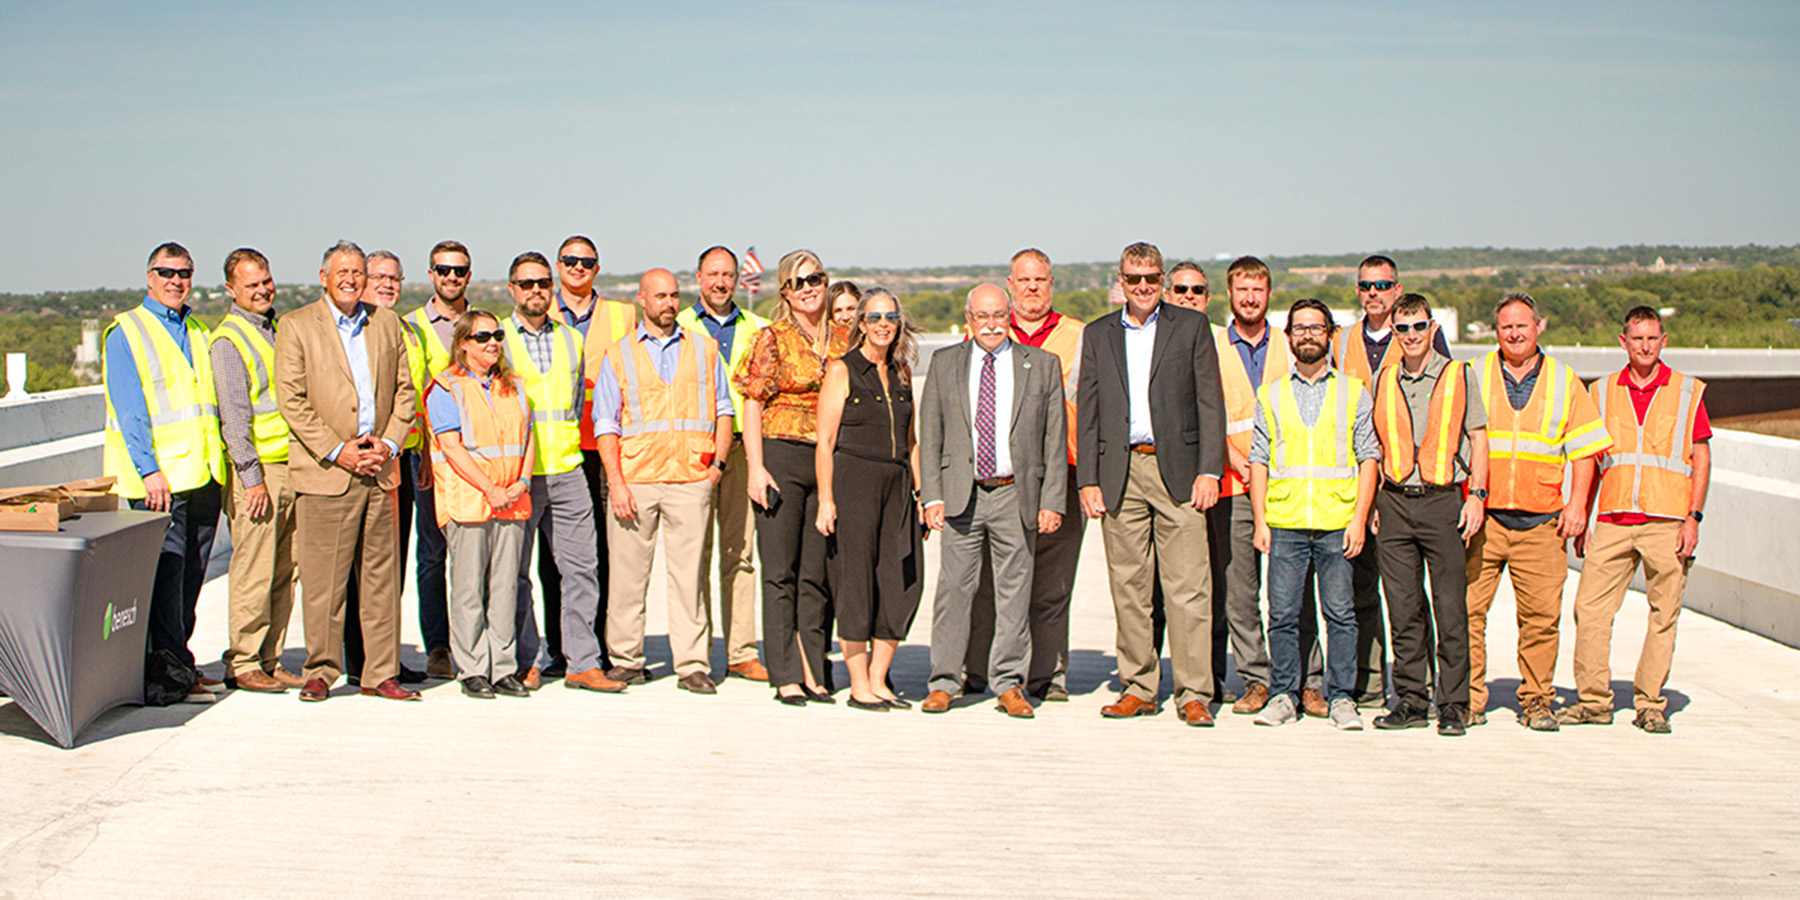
151, 266, 194, 280
1357, 279, 1397, 292
559, 255, 598, 269
1393, 320, 1432, 334
432, 264, 471, 278
511, 277, 553, 290
861, 311, 901, 323
467, 330, 505, 344
785, 271, 828, 291
1121, 273, 1162, 285
1170, 284, 1208, 295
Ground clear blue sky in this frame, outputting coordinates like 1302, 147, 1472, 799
2, 0, 1796, 292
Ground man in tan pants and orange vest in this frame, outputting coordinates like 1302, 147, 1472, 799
594, 268, 735, 695
1465, 292, 1612, 729
1561, 306, 1710, 734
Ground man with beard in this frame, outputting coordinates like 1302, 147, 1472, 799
1249, 299, 1380, 730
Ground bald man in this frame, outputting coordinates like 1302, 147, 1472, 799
593, 269, 736, 694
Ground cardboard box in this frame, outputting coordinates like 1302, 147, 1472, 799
60, 476, 120, 513
0, 487, 76, 532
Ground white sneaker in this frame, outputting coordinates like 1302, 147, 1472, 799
1330, 697, 1364, 731
180, 688, 217, 704
1254, 693, 1297, 727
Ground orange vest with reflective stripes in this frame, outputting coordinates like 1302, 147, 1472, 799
551, 296, 639, 451
1332, 321, 1390, 385
1217, 325, 1290, 497
605, 330, 721, 484
1474, 350, 1613, 513
1591, 367, 1704, 519
1031, 315, 1084, 466
428, 367, 533, 527
1372, 360, 1468, 485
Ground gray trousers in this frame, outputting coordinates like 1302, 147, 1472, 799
966, 464, 1085, 693
516, 469, 603, 673
445, 519, 524, 682
930, 483, 1036, 696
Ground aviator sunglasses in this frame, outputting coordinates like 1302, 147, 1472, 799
861, 311, 901, 323
1170, 283, 1207, 295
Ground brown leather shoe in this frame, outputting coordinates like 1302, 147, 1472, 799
920, 690, 953, 713
360, 678, 422, 701
1180, 700, 1215, 727
521, 666, 542, 691
1101, 693, 1159, 718
268, 666, 306, 689
564, 668, 627, 693
1301, 687, 1330, 718
1231, 682, 1270, 715
425, 647, 456, 680
995, 687, 1035, 719
299, 678, 330, 703
232, 669, 287, 693
727, 659, 770, 682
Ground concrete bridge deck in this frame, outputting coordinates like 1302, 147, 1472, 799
3, 522, 1798, 898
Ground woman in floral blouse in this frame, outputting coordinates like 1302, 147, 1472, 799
732, 249, 851, 706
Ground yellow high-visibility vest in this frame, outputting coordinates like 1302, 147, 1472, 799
1260, 371, 1363, 531
502, 317, 584, 476
398, 317, 430, 451
209, 314, 290, 464
102, 305, 228, 498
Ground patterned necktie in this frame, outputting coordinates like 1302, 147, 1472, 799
976, 352, 997, 479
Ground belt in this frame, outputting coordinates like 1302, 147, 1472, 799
1383, 481, 1460, 498
1130, 443, 1156, 455
974, 476, 1015, 489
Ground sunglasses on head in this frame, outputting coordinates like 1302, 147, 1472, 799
432, 264, 470, 278
1358, 279, 1397, 292
559, 255, 598, 270
512, 277, 553, 290
785, 271, 828, 291
1121, 272, 1162, 286
1170, 283, 1207, 296
466, 330, 505, 344
861, 311, 901, 323
151, 266, 194, 280
1393, 320, 1432, 334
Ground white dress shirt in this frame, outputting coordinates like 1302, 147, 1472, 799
1122, 306, 1158, 446
968, 339, 1015, 479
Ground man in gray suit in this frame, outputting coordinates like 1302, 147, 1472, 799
1077, 241, 1227, 727
919, 284, 1067, 718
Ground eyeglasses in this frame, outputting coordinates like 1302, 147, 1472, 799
785, 272, 828, 291
559, 255, 598, 270
511, 277, 553, 291
1121, 273, 1163, 286
1357, 280, 1397, 292
432, 264, 470, 278
466, 330, 505, 344
151, 267, 194, 280
1170, 284, 1208, 296
861, 311, 901, 323
1393, 320, 1431, 334
1289, 324, 1330, 336
369, 273, 402, 284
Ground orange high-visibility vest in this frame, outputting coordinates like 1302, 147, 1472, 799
1332, 320, 1392, 385
1217, 325, 1290, 497
428, 367, 533, 527
551, 296, 639, 451
1591, 367, 1704, 519
1373, 360, 1468, 485
1030, 315, 1084, 466
605, 330, 721, 484
1473, 350, 1613, 513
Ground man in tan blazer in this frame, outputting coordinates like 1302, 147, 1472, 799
274, 240, 419, 702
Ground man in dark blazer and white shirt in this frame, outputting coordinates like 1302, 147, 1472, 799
1077, 242, 1227, 727
919, 284, 1067, 718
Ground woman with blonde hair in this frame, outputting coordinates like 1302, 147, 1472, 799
733, 249, 851, 705
425, 309, 534, 700
815, 287, 924, 710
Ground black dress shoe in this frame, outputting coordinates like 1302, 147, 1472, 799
345, 672, 361, 687
398, 664, 427, 685
1437, 704, 1467, 737
605, 666, 648, 685
461, 676, 496, 699
775, 692, 809, 707
541, 658, 568, 680
492, 675, 530, 698
882, 697, 912, 710
1374, 702, 1430, 730
847, 697, 890, 712
805, 688, 836, 704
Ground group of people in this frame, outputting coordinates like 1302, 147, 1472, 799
103, 238, 1708, 735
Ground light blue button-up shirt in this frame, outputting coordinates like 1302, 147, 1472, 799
324, 302, 399, 462
1122, 305, 1159, 446
592, 325, 734, 437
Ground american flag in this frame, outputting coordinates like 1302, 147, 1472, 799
742, 246, 764, 295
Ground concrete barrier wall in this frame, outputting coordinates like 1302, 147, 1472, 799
0, 386, 104, 487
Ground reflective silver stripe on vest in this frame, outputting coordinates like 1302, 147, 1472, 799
1268, 373, 1356, 480
445, 378, 528, 459
531, 408, 578, 424
118, 309, 212, 428
617, 336, 717, 438
1601, 374, 1697, 507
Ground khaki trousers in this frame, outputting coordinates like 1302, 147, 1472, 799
701, 442, 760, 666
1099, 452, 1214, 707
296, 480, 401, 686
222, 462, 298, 677
1570, 519, 1689, 712
1465, 518, 1566, 712
607, 479, 714, 677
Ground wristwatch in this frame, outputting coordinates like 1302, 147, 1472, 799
1688, 510, 1704, 523
1470, 488, 1489, 501
711, 460, 727, 473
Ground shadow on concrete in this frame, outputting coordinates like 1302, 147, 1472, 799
0, 695, 215, 749
1482, 677, 1690, 716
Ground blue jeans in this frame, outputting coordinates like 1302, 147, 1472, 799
1267, 527, 1358, 702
